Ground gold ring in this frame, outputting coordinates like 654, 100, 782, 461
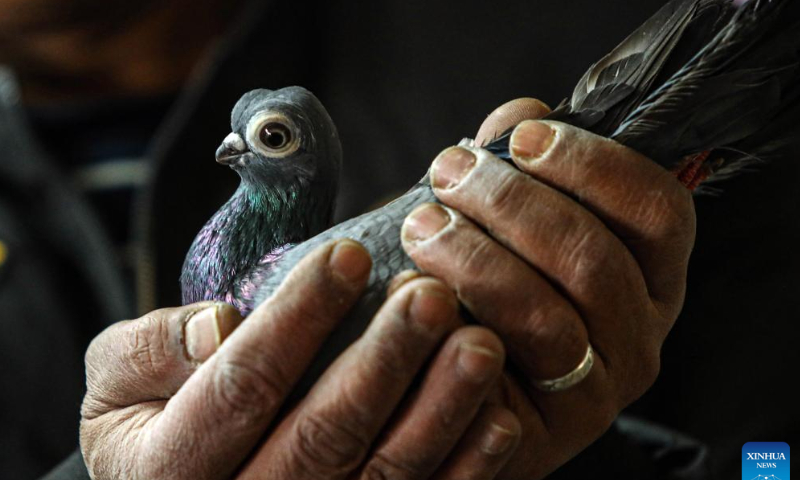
532, 344, 594, 393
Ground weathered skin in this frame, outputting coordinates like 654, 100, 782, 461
255, 182, 434, 396
251, 0, 800, 400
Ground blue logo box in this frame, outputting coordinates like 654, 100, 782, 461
743, 442, 790, 480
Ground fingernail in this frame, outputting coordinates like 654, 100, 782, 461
402, 203, 451, 243
431, 147, 476, 190
186, 304, 243, 362
408, 286, 458, 331
386, 270, 423, 297
510, 120, 556, 162
457, 343, 501, 383
481, 423, 517, 455
329, 239, 372, 283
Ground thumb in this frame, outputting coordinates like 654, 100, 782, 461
81, 302, 243, 419
475, 97, 551, 147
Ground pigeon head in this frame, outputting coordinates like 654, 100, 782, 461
182, 87, 342, 312
216, 86, 341, 192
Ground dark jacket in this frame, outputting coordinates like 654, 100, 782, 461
2, 1, 797, 478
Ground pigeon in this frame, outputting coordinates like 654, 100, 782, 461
187, 0, 800, 398
485, 0, 800, 191
180, 87, 341, 315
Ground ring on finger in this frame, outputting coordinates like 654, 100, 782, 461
531, 343, 594, 393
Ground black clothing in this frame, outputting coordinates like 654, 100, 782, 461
1, 1, 796, 478
27, 95, 175, 295
0, 68, 132, 480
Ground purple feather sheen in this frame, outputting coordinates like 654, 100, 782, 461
181, 186, 302, 313
180, 174, 333, 315
225, 244, 295, 315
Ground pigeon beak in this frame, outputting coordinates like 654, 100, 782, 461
216, 133, 247, 166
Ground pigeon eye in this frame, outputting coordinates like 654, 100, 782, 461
247, 112, 300, 158
259, 122, 292, 150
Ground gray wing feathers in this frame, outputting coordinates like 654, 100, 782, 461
253, 184, 432, 401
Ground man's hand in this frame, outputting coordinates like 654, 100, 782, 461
81, 240, 521, 480
402, 99, 696, 479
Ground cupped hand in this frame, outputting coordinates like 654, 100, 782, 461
80, 240, 521, 480
402, 98, 696, 479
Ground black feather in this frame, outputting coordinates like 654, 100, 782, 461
487, 0, 800, 187
612, 0, 800, 174
210, 0, 800, 401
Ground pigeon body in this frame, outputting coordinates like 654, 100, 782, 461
189, 0, 800, 398
180, 87, 341, 315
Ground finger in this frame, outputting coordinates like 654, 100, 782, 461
509, 120, 696, 317
142, 239, 372, 480
475, 98, 552, 147
360, 326, 505, 479
81, 302, 242, 419
386, 269, 423, 297
240, 277, 461, 479
401, 202, 616, 421
431, 406, 521, 480
402, 200, 591, 382
425, 146, 663, 396
487, 375, 603, 479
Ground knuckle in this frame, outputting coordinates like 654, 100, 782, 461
212, 352, 289, 422
84, 324, 117, 382
556, 226, 612, 298
454, 236, 495, 279
640, 352, 662, 390
483, 169, 526, 215
274, 287, 342, 332
362, 452, 424, 480
124, 315, 174, 383
634, 182, 696, 245
609, 344, 661, 407
361, 338, 413, 384
84, 324, 113, 363
417, 393, 462, 439
631, 350, 662, 402
521, 305, 584, 358
292, 412, 370, 476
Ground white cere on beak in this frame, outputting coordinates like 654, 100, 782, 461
223, 132, 246, 153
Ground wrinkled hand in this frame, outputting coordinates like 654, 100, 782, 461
80, 240, 521, 480
402, 99, 696, 479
